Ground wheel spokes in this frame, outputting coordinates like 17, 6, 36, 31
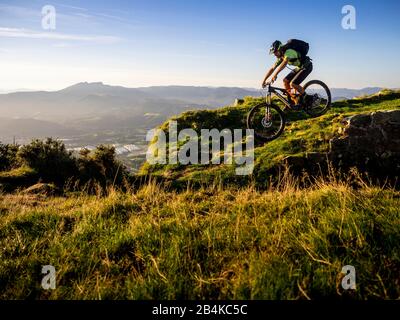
250, 105, 283, 140
304, 83, 330, 115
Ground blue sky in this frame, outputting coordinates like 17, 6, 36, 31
0, 0, 399, 91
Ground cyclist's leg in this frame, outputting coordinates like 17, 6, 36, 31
283, 71, 297, 100
290, 62, 313, 96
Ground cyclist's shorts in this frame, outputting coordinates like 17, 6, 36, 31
285, 60, 313, 85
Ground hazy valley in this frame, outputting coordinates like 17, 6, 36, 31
0, 83, 387, 171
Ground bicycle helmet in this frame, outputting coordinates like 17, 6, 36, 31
269, 40, 282, 54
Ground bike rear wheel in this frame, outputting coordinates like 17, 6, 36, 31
247, 103, 285, 142
303, 80, 331, 117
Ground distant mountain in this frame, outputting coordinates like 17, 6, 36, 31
0, 82, 388, 141
0, 83, 258, 141
0, 82, 256, 121
0, 118, 80, 139
0, 82, 385, 120
330, 87, 383, 101
138, 85, 258, 106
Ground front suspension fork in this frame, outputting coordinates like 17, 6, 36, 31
265, 92, 272, 121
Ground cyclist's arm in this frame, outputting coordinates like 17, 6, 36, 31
262, 67, 275, 84
271, 58, 288, 79
262, 59, 281, 85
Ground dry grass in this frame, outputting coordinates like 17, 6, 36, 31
0, 172, 399, 299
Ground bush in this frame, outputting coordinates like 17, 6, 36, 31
0, 143, 19, 171
77, 145, 126, 189
3, 139, 127, 191
17, 138, 77, 185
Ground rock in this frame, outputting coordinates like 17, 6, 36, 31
22, 183, 60, 196
367, 127, 385, 142
329, 109, 400, 177
329, 137, 348, 153
306, 152, 327, 163
283, 155, 305, 168
371, 110, 400, 126
234, 99, 245, 106
280, 152, 328, 176
340, 117, 351, 126
343, 126, 367, 136
382, 123, 400, 140
272, 110, 399, 181
389, 140, 400, 152
349, 114, 371, 127
387, 111, 400, 123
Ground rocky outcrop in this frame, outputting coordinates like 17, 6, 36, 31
234, 98, 245, 106
281, 152, 329, 176
329, 110, 400, 177
281, 110, 400, 179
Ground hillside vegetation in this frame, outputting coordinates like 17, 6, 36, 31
0, 90, 399, 299
141, 89, 400, 187
0, 177, 399, 299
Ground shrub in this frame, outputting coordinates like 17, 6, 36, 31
77, 145, 126, 188
1, 139, 128, 191
0, 142, 19, 171
17, 138, 77, 185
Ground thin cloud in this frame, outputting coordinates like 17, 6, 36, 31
0, 27, 122, 43
96, 12, 136, 24
52, 3, 88, 11
97, 13, 126, 21
75, 13, 93, 19
0, 4, 141, 32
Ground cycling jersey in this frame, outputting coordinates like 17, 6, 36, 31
274, 49, 303, 68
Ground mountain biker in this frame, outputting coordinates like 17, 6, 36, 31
261, 39, 313, 108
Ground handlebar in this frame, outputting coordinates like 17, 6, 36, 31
261, 78, 275, 92
259, 86, 270, 97
260, 83, 286, 97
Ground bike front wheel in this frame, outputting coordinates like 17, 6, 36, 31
247, 103, 285, 142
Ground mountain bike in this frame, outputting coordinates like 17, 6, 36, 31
247, 80, 331, 142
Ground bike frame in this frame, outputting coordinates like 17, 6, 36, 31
263, 85, 292, 108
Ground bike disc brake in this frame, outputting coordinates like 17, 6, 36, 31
261, 113, 273, 128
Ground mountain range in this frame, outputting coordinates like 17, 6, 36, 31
0, 82, 387, 141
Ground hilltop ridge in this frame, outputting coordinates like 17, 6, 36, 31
141, 89, 400, 187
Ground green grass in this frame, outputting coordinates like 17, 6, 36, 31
0, 166, 38, 192
0, 175, 399, 299
0, 166, 37, 180
140, 90, 400, 186
0, 90, 399, 300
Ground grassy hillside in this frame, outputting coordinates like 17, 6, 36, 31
0, 90, 399, 300
140, 89, 400, 187
0, 177, 399, 299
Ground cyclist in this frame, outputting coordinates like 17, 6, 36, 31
261, 40, 313, 108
